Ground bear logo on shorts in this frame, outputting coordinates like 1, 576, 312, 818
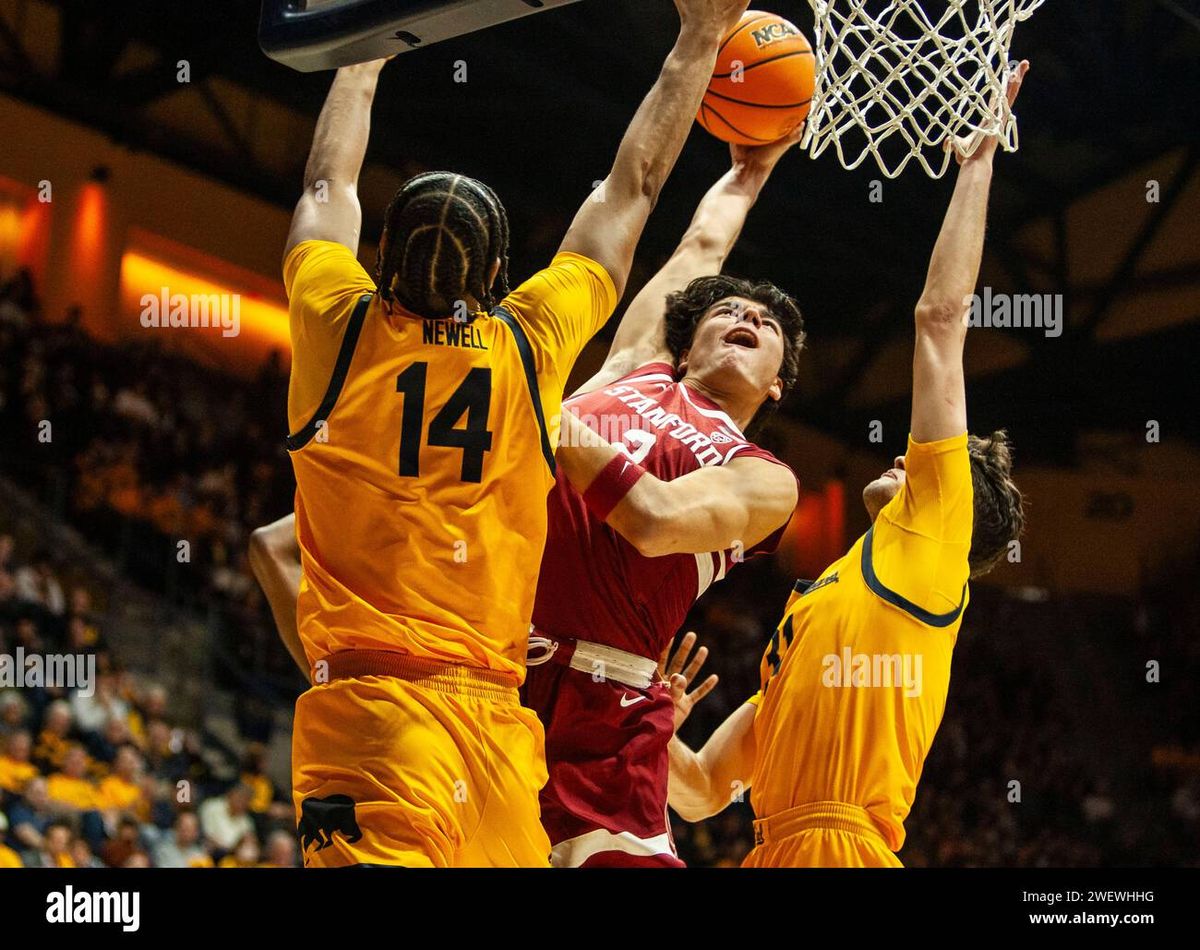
297, 794, 363, 853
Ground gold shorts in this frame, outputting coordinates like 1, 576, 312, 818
292, 651, 550, 868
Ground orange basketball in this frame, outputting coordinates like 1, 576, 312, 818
698, 11, 816, 146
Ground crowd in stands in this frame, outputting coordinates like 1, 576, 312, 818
1, 267, 299, 867
0, 526, 297, 867
3, 265, 1199, 869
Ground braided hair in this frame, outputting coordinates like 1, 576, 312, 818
375, 171, 511, 319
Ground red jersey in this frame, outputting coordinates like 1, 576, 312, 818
532, 362, 795, 661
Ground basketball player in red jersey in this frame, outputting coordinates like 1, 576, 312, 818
524, 128, 806, 867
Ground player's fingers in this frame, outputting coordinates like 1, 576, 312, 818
682, 645, 709, 684
669, 673, 688, 700
689, 674, 719, 705
668, 632, 696, 677
1006, 60, 1029, 106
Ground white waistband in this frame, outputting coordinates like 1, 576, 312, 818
527, 635, 658, 690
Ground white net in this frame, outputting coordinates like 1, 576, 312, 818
802, 0, 1045, 178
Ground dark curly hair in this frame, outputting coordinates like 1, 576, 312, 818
663, 275, 805, 425
967, 430, 1025, 578
375, 171, 511, 319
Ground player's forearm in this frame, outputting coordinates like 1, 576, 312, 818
558, 413, 790, 557
668, 735, 725, 822
302, 61, 385, 190
916, 158, 993, 325
557, 419, 740, 556
248, 518, 310, 682
603, 23, 726, 210
677, 160, 772, 265
669, 702, 757, 820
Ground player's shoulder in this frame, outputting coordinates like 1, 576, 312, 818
499, 251, 618, 317
900, 431, 971, 483
284, 239, 372, 299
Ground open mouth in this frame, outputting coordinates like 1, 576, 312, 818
723, 327, 759, 349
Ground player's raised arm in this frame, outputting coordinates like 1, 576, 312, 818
283, 59, 387, 261
558, 410, 797, 557
557, 0, 751, 301
911, 62, 1029, 443
578, 130, 804, 393
248, 513, 309, 683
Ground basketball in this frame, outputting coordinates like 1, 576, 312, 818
698, 11, 816, 146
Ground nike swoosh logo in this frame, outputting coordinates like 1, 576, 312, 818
620, 693, 648, 707
620, 461, 632, 477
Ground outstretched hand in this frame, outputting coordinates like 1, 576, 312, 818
949, 60, 1030, 165
659, 631, 720, 733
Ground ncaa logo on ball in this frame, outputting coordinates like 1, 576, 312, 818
751, 22, 799, 49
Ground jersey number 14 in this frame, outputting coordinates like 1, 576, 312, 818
395, 362, 493, 483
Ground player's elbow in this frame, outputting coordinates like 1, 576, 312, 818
677, 227, 724, 264
248, 525, 284, 581
914, 297, 967, 333
247, 529, 270, 583
611, 152, 665, 208
620, 506, 685, 559
670, 785, 728, 823
671, 798, 714, 824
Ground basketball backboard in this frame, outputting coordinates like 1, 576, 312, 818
260, 0, 584, 72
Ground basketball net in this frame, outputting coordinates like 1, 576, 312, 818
802, 0, 1045, 178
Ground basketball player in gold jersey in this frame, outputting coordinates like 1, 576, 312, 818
661, 63, 1030, 867
274, 0, 753, 868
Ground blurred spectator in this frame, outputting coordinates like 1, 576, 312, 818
0, 730, 37, 795
240, 741, 290, 821
71, 836, 105, 869
153, 811, 214, 868
198, 783, 255, 854
0, 691, 28, 737
6, 776, 54, 852
87, 715, 133, 767
217, 831, 261, 868
72, 672, 129, 736
34, 700, 74, 772
98, 815, 147, 868
28, 820, 75, 868
45, 743, 98, 812
262, 828, 298, 868
13, 551, 65, 616
97, 745, 148, 822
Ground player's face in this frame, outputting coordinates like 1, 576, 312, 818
681, 297, 785, 403
862, 455, 906, 522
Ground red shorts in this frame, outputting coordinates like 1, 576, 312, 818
521, 641, 684, 868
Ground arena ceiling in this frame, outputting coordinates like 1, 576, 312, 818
2, 0, 1198, 463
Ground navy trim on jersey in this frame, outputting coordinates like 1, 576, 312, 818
493, 306, 556, 476
285, 293, 373, 452
860, 524, 966, 627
